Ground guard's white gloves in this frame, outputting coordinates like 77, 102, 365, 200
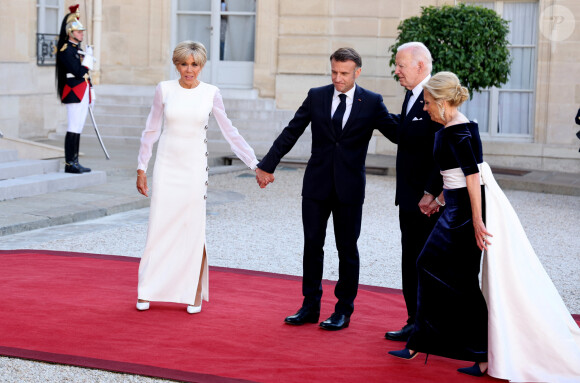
82, 54, 95, 70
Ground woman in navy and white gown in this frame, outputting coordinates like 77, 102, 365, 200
388, 71, 580, 382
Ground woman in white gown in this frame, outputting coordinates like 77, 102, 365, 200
135, 41, 260, 314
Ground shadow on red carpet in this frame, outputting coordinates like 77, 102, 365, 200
3, 250, 575, 382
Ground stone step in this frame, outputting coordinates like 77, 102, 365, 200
57, 116, 293, 139
0, 149, 18, 163
95, 96, 277, 112
75, 134, 141, 145
86, 109, 294, 127
0, 159, 60, 180
208, 119, 286, 133
0, 170, 107, 202
67, 125, 143, 137
87, 114, 149, 126
93, 104, 152, 115
207, 138, 311, 158
96, 95, 154, 106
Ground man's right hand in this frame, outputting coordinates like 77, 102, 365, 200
255, 167, 274, 188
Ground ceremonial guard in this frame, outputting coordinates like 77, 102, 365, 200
55, 4, 95, 173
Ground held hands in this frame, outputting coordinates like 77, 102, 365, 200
136, 171, 149, 197
255, 167, 274, 188
419, 193, 439, 217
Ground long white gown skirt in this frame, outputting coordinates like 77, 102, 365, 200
480, 162, 580, 383
138, 82, 214, 305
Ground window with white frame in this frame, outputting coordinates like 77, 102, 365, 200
37, 0, 63, 34
461, 1, 538, 138
36, 0, 63, 66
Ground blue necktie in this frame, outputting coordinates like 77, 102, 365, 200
333, 94, 347, 136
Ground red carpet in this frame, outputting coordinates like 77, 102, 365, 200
2, 250, 577, 382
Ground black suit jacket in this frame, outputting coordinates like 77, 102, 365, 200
393, 90, 443, 212
259, 84, 397, 205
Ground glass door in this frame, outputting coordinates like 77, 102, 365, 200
173, 0, 255, 89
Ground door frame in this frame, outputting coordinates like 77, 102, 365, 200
170, 0, 255, 89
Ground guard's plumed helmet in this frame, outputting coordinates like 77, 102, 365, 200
66, 4, 85, 36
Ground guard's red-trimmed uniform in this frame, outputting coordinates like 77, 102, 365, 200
55, 4, 95, 174
58, 41, 92, 104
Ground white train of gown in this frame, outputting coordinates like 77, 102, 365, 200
479, 163, 580, 383
136, 80, 258, 305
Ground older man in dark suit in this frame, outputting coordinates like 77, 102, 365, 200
384, 42, 444, 342
256, 48, 397, 331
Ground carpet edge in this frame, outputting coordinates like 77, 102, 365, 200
0, 346, 258, 383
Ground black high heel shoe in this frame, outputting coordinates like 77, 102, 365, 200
457, 362, 487, 377
388, 348, 419, 360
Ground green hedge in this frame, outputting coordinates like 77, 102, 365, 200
389, 3, 511, 96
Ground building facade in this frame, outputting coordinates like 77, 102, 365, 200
1, 0, 578, 172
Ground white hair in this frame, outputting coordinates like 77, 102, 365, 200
397, 42, 433, 73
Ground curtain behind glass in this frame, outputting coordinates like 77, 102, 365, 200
37, 0, 61, 33
178, 0, 211, 12
499, 2, 537, 135
177, 15, 212, 57
462, 91, 490, 133
460, 1, 537, 136
223, 15, 255, 61
222, 0, 255, 62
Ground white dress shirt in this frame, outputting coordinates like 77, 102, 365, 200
406, 74, 431, 115
331, 85, 356, 129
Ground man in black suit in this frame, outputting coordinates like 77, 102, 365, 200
384, 42, 444, 342
256, 48, 397, 331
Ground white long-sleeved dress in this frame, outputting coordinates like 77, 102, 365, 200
137, 80, 258, 305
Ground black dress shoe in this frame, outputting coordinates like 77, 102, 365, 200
74, 160, 91, 173
284, 307, 320, 325
385, 323, 414, 341
319, 312, 350, 331
64, 162, 84, 174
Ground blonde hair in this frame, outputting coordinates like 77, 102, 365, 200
423, 71, 469, 107
172, 41, 207, 67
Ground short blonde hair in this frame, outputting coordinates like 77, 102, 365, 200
423, 71, 469, 107
172, 41, 207, 67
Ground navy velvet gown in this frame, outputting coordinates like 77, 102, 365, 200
406, 122, 488, 363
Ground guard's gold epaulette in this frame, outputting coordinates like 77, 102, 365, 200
60, 43, 68, 51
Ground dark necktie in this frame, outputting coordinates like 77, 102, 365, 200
333, 93, 347, 136
402, 90, 413, 119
